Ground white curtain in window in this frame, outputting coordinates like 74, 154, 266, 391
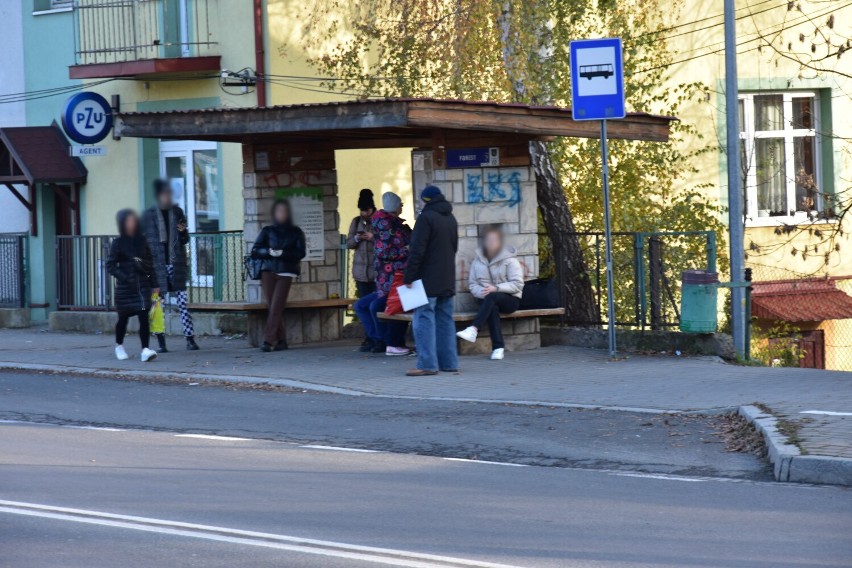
755, 138, 786, 215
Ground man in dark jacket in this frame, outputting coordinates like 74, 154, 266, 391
140, 179, 199, 351
403, 185, 459, 376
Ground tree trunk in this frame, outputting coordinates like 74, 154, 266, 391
530, 140, 598, 324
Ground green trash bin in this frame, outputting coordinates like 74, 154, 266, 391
680, 270, 718, 333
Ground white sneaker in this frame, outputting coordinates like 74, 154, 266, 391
140, 348, 158, 362
456, 326, 478, 343
490, 348, 505, 360
115, 345, 129, 361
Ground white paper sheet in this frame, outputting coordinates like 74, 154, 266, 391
397, 279, 429, 312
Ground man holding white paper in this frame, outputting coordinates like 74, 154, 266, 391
403, 186, 459, 376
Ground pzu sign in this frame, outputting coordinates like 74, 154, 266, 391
62, 92, 113, 144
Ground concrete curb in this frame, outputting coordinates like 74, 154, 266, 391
739, 405, 852, 486
0, 361, 722, 415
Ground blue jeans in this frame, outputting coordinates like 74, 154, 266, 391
354, 292, 380, 340
412, 296, 458, 371
353, 292, 408, 347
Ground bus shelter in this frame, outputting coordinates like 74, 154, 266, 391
114, 98, 674, 348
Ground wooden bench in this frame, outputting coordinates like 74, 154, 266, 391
191, 299, 356, 312
378, 307, 564, 354
377, 307, 564, 322
190, 299, 356, 347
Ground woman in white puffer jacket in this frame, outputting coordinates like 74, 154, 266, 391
457, 226, 524, 360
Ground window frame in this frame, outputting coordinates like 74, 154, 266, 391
739, 91, 822, 226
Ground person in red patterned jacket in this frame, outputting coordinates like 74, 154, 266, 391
352, 192, 412, 356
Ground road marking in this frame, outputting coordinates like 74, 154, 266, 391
612, 472, 705, 482
174, 434, 252, 441
300, 444, 380, 453
443, 458, 528, 468
800, 410, 852, 416
63, 425, 125, 432
0, 500, 522, 568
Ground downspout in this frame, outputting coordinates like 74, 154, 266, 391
254, 0, 266, 107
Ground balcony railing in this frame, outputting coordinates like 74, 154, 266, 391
73, 0, 217, 67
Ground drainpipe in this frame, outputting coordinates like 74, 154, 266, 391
254, 0, 266, 107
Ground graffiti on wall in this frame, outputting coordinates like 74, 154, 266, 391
465, 169, 522, 207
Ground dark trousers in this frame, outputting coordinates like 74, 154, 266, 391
261, 272, 293, 346
116, 310, 150, 349
472, 292, 520, 349
353, 292, 408, 347
355, 280, 376, 298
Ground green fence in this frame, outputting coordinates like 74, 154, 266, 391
547, 231, 717, 329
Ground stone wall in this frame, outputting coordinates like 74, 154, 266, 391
429, 165, 539, 312
241, 144, 345, 344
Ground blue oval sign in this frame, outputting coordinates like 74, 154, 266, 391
62, 92, 113, 144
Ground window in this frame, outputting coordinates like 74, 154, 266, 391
739, 92, 821, 224
50, 0, 72, 8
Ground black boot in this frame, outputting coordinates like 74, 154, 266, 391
156, 333, 168, 354
274, 340, 288, 351
186, 336, 200, 351
359, 338, 375, 353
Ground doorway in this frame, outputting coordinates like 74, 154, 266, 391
159, 140, 219, 288
798, 329, 825, 369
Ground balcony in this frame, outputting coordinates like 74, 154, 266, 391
70, 0, 220, 79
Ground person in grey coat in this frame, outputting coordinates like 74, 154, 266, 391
140, 179, 199, 352
456, 226, 524, 360
346, 188, 377, 297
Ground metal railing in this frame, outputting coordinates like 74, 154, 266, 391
73, 0, 217, 66
186, 231, 245, 303
56, 231, 361, 311
548, 231, 717, 329
0, 233, 28, 309
57, 235, 113, 311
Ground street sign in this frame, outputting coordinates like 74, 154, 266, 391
62, 92, 113, 144
70, 146, 107, 157
569, 38, 625, 121
570, 37, 627, 357
446, 147, 499, 168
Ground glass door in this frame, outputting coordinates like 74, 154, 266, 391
159, 141, 219, 289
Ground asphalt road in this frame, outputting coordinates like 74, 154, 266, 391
2, 422, 851, 568
0, 371, 765, 478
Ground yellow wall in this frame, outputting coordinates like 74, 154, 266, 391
661, 0, 852, 280
265, 0, 416, 225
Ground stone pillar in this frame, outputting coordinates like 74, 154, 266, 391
429, 162, 541, 353
241, 144, 344, 345
430, 164, 539, 311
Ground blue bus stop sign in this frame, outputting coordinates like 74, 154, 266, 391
570, 38, 625, 121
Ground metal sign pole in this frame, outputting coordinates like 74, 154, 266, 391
724, 0, 746, 358
600, 119, 617, 357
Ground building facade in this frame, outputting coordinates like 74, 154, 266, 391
7, 0, 416, 325
663, 0, 852, 369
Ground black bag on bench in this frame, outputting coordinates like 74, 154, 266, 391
519, 278, 559, 309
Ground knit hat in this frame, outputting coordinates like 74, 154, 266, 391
421, 185, 442, 202
357, 188, 375, 211
382, 192, 402, 211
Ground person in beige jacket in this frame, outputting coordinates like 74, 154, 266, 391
457, 226, 524, 360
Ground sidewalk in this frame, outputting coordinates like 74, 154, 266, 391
1, 327, 849, 476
